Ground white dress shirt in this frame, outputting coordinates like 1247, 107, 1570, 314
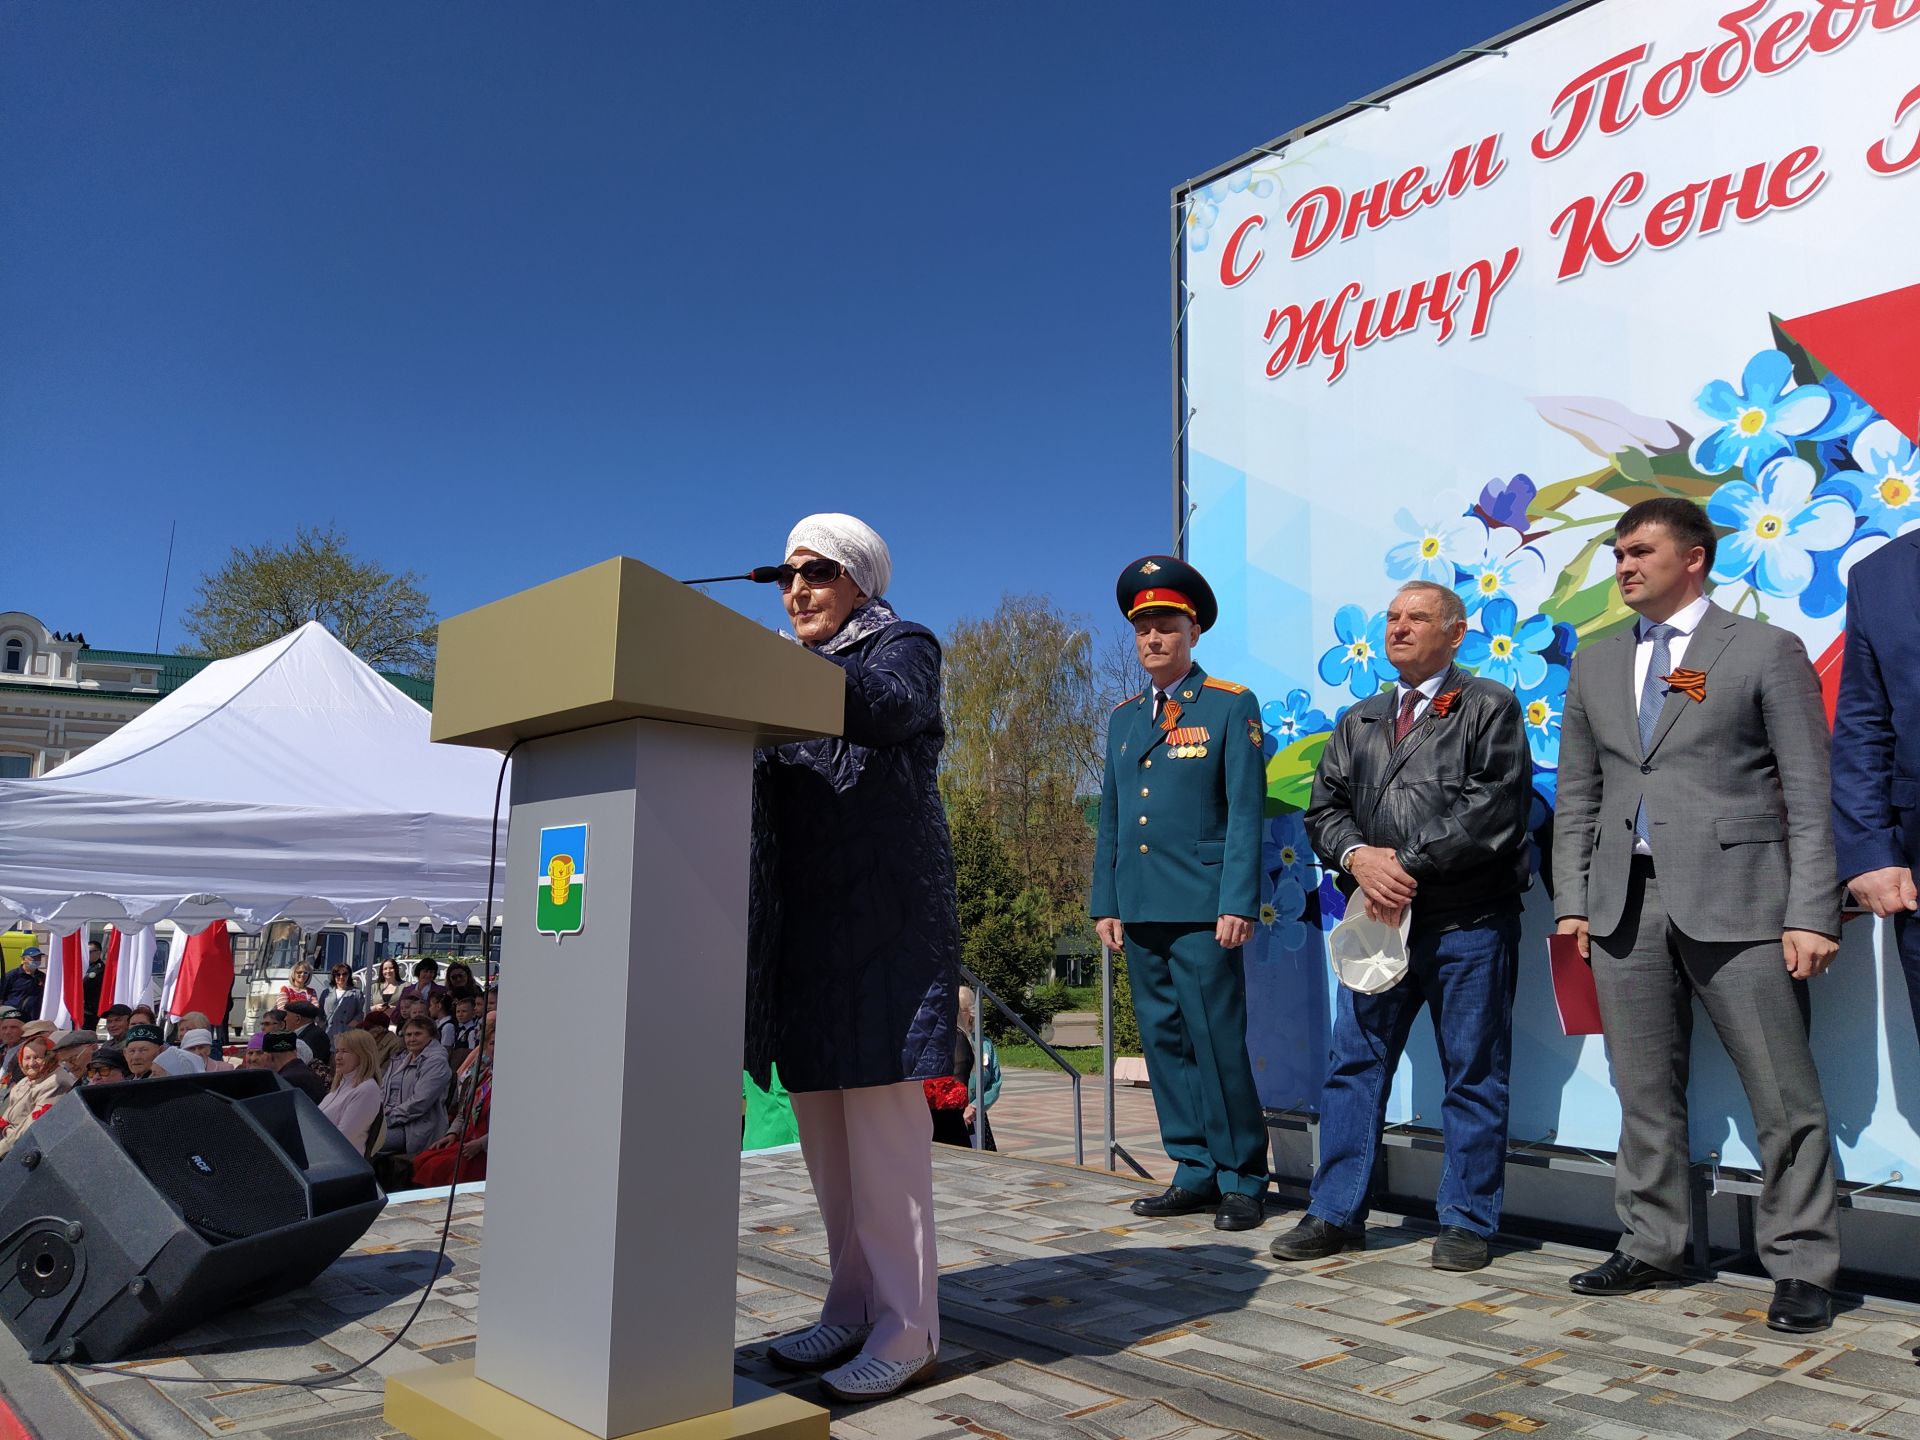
1630, 594, 1712, 701
1339, 669, 1450, 870
1630, 594, 1712, 854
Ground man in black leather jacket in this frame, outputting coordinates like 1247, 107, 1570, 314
1270, 580, 1531, 1272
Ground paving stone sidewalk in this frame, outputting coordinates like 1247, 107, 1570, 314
9, 1152, 1920, 1439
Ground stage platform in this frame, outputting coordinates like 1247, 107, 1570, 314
5, 1149, 1920, 1440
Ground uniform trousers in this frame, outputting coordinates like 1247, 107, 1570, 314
1125, 922, 1269, 1198
1594, 858, 1840, 1287
789, 1081, 939, 1364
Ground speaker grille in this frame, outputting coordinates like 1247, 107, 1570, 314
108, 1092, 308, 1240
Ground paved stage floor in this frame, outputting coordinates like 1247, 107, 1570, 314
6, 1148, 1920, 1439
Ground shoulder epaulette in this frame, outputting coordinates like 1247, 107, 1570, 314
1113, 692, 1142, 711
1202, 677, 1248, 694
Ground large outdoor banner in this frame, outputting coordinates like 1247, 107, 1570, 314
1182, 0, 1920, 1182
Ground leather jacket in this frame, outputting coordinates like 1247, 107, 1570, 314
1305, 665, 1532, 928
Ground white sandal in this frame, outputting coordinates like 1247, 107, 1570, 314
766, 1321, 871, 1373
818, 1344, 939, 1402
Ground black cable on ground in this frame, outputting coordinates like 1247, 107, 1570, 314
66, 738, 519, 1392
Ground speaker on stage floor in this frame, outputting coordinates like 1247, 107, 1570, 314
0, 1068, 387, 1362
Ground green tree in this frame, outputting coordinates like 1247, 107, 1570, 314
942, 595, 1104, 930
180, 525, 438, 675
949, 790, 1056, 1038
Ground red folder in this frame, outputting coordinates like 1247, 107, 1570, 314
1548, 933, 1604, 1036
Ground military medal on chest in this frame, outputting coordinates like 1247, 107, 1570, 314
1166, 724, 1210, 758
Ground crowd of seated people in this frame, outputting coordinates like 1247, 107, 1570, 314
0, 952, 500, 1185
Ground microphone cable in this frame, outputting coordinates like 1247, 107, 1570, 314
67, 738, 519, 1397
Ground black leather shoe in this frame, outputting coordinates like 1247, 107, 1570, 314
1267, 1214, 1364, 1261
1130, 1184, 1217, 1218
1213, 1193, 1265, 1231
1431, 1226, 1490, 1272
1568, 1251, 1685, 1296
1767, 1279, 1833, 1333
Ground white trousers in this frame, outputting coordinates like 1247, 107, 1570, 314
788, 1080, 938, 1363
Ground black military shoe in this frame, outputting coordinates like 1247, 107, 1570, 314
1130, 1184, 1217, 1218
1568, 1251, 1685, 1296
1267, 1214, 1364, 1261
1767, 1279, 1832, 1333
1430, 1226, 1490, 1272
1213, 1193, 1265, 1232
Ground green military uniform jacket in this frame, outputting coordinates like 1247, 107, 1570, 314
1090, 665, 1265, 924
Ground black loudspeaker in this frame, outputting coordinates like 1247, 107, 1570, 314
0, 1069, 386, 1362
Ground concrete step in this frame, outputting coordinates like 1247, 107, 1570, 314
1044, 1011, 1102, 1047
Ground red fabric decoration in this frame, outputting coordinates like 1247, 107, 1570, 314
100, 927, 123, 1019
170, 925, 234, 1022
1428, 689, 1462, 718
61, 931, 85, 1027
922, 1076, 968, 1111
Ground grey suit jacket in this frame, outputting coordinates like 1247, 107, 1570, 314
1552, 602, 1840, 941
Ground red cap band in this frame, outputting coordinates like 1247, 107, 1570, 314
1127, 588, 1197, 620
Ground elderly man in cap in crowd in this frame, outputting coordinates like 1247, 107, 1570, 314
1091, 556, 1271, 1230
284, 998, 331, 1068
1274, 580, 1531, 1271
99, 1004, 133, 1046
52, 1030, 99, 1083
260, 1032, 329, 1103
85, 1049, 130, 1085
0, 946, 46, 1017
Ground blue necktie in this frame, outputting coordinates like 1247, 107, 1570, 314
1634, 622, 1675, 842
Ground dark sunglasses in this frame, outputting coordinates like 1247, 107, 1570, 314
768, 558, 844, 591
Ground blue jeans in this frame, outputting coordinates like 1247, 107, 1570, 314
1307, 912, 1520, 1237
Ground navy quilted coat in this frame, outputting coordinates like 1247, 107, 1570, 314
745, 603, 958, 1094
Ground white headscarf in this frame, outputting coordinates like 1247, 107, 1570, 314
785, 513, 891, 600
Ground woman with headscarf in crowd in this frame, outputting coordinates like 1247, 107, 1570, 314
0, 1033, 76, 1159
323, 961, 365, 1035
320, 1029, 388, 1153
746, 513, 958, 1404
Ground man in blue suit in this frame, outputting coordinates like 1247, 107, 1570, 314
1091, 556, 1270, 1231
1832, 529, 1920, 1027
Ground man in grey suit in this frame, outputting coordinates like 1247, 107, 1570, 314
1553, 497, 1841, 1333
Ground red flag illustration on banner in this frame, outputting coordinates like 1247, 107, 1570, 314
1782, 282, 1920, 445
170, 925, 233, 1022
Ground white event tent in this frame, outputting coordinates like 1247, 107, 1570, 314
0, 622, 508, 1020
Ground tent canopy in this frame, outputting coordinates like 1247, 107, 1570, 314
0, 622, 507, 930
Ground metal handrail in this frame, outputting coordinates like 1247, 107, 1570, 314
957, 963, 1083, 1166
1101, 947, 1153, 1178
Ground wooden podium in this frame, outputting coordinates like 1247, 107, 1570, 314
385, 558, 838, 1440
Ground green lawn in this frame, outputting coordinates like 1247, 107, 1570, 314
1060, 984, 1102, 1012
995, 1042, 1104, 1075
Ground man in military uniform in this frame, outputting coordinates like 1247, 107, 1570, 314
1091, 556, 1270, 1230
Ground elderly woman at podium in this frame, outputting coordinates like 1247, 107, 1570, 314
746, 512, 958, 1404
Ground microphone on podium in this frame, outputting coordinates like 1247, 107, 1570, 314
678, 566, 784, 586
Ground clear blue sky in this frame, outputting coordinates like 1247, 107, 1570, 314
2, 1, 1547, 656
